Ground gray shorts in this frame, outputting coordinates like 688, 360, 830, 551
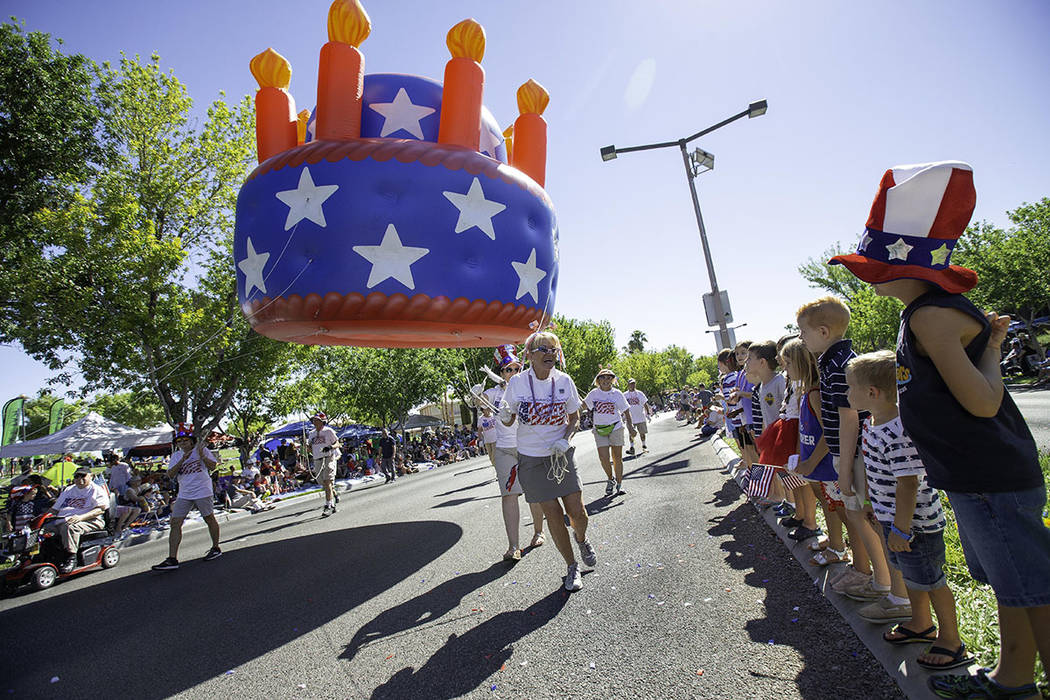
316, 456, 337, 483
593, 425, 625, 447
171, 497, 215, 519
517, 447, 582, 503
627, 421, 647, 438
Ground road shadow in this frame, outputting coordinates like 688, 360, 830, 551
432, 497, 481, 509
706, 495, 902, 699
584, 493, 624, 516
0, 521, 462, 699
434, 479, 493, 497
342, 562, 512, 661
370, 587, 569, 700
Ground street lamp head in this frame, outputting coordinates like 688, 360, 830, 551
600, 145, 617, 162
747, 99, 767, 118
692, 148, 715, 171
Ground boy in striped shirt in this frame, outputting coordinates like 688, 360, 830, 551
846, 351, 972, 671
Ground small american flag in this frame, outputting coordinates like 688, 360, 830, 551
746, 465, 776, 499
778, 469, 808, 491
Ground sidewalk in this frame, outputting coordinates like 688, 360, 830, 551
710, 436, 978, 700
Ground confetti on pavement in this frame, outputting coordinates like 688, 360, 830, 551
589, 662, 596, 670
50, 678, 59, 684
696, 669, 704, 676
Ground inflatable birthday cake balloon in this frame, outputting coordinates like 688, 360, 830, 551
234, 0, 558, 347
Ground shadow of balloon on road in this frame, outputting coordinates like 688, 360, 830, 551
0, 521, 462, 699
370, 587, 569, 700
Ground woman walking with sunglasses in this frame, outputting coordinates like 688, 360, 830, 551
500, 331, 596, 591
584, 368, 632, 496
478, 345, 546, 561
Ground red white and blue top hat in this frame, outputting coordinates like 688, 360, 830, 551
829, 161, 978, 293
173, 422, 195, 440
493, 344, 520, 369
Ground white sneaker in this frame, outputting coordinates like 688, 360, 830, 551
576, 538, 597, 567
605, 479, 615, 496
564, 562, 582, 591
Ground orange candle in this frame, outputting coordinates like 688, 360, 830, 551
297, 109, 310, 144
438, 19, 485, 150
512, 79, 549, 187
317, 0, 371, 141
502, 125, 514, 162
250, 48, 298, 163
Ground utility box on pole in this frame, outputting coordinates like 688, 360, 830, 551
714, 327, 737, 353
702, 290, 733, 326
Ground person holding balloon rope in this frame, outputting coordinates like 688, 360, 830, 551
307, 412, 341, 518
472, 345, 547, 562
500, 331, 596, 591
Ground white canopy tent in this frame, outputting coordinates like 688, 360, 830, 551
0, 412, 173, 458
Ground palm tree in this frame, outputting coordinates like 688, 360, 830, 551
625, 330, 648, 354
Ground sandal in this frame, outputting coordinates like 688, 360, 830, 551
917, 643, 975, 671
503, 548, 522, 562
809, 548, 848, 566
883, 624, 937, 646
928, 668, 1038, 699
529, 532, 545, 548
808, 539, 830, 552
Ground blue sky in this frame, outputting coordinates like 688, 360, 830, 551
3, 0, 1049, 399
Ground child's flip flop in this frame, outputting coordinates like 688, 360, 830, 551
917, 643, 975, 671
883, 624, 937, 646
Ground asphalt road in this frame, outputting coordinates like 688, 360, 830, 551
1011, 384, 1050, 451
2, 414, 906, 700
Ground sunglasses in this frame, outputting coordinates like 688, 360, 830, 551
501, 366, 521, 373
530, 345, 557, 355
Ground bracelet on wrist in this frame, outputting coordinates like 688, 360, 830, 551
890, 524, 913, 541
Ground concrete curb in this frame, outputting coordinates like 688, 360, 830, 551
709, 437, 974, 700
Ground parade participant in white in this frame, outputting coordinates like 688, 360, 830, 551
624, 378, 650, 454
476, 344, 546, 561
500, 331, 596, 591
152, 424, 222, 571
46, 466, 108, 573
308, 412, 342, 517
585, 369, 632, 496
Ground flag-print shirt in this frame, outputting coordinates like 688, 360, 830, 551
584, 388, 630, 427
168, 446, 217, 500
862, 415, 945, 532
623, 390, 649, 425
504, 367, 581, 457
53, 481, 108, 518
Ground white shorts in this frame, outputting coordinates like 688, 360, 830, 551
832, 453, 867, 511
593, 425, 625, 447
315, 455, 337, 483
492, 446, 524, 496
627, 421, 647, 438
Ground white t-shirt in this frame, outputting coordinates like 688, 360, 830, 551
241, 465, 260, 481
309, 425, 341, 460
503, 368, 581, 457
168, 445, 216, 500
623, 390, 649, 425
483, 386, 517, 448
756, 374, 786, 429
54, 481, 109, 518
479, 414, 498, 444
108, 462, 132, 491
584, 388, 630, 427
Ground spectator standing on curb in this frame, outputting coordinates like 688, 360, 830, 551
308, 413, 341, 517
624, 378, 650, 454
152, 424, 222, 571
829, 161, 1049, 698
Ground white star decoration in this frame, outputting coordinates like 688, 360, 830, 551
275, 167, 339, 231
368, 88, 436, 139
886, 237, 914, 262
238, 237, 269, 296
479, 125, 502, 158
353, 224, 429, 290
858, 231, 873, 252
511, 248, 547, 303
443, 178, 507, 240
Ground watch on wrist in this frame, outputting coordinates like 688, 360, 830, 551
890, 524, 913, 541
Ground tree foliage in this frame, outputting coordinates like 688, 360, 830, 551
624, 330, 647, 354
552, 315, 617, 390
1, 41, 296, 434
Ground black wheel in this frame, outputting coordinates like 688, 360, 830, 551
30, 566, 57, 591
101, 548, 119, 569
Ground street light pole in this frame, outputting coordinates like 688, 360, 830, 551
678, 140, 730, 350
600, 100, 767, 353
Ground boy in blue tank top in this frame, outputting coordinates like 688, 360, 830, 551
830, 161, 1048, 699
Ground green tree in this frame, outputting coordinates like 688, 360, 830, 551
954, 200, 1050, 326
0, 22, 114, 341
661, 345, 696, 388
22, 394, 85, 443
552, 315, 617, 391
624, 330, 647, 354
3, 49, 296, 434
611, 350, 671, 395
88, 392, 165, 429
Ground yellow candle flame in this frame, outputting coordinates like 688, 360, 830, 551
250, 48, 291, 89
516, 79, 549, 116
328, 0, 371, 47
297, 109, 310, 142
447, 19, 485, 62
